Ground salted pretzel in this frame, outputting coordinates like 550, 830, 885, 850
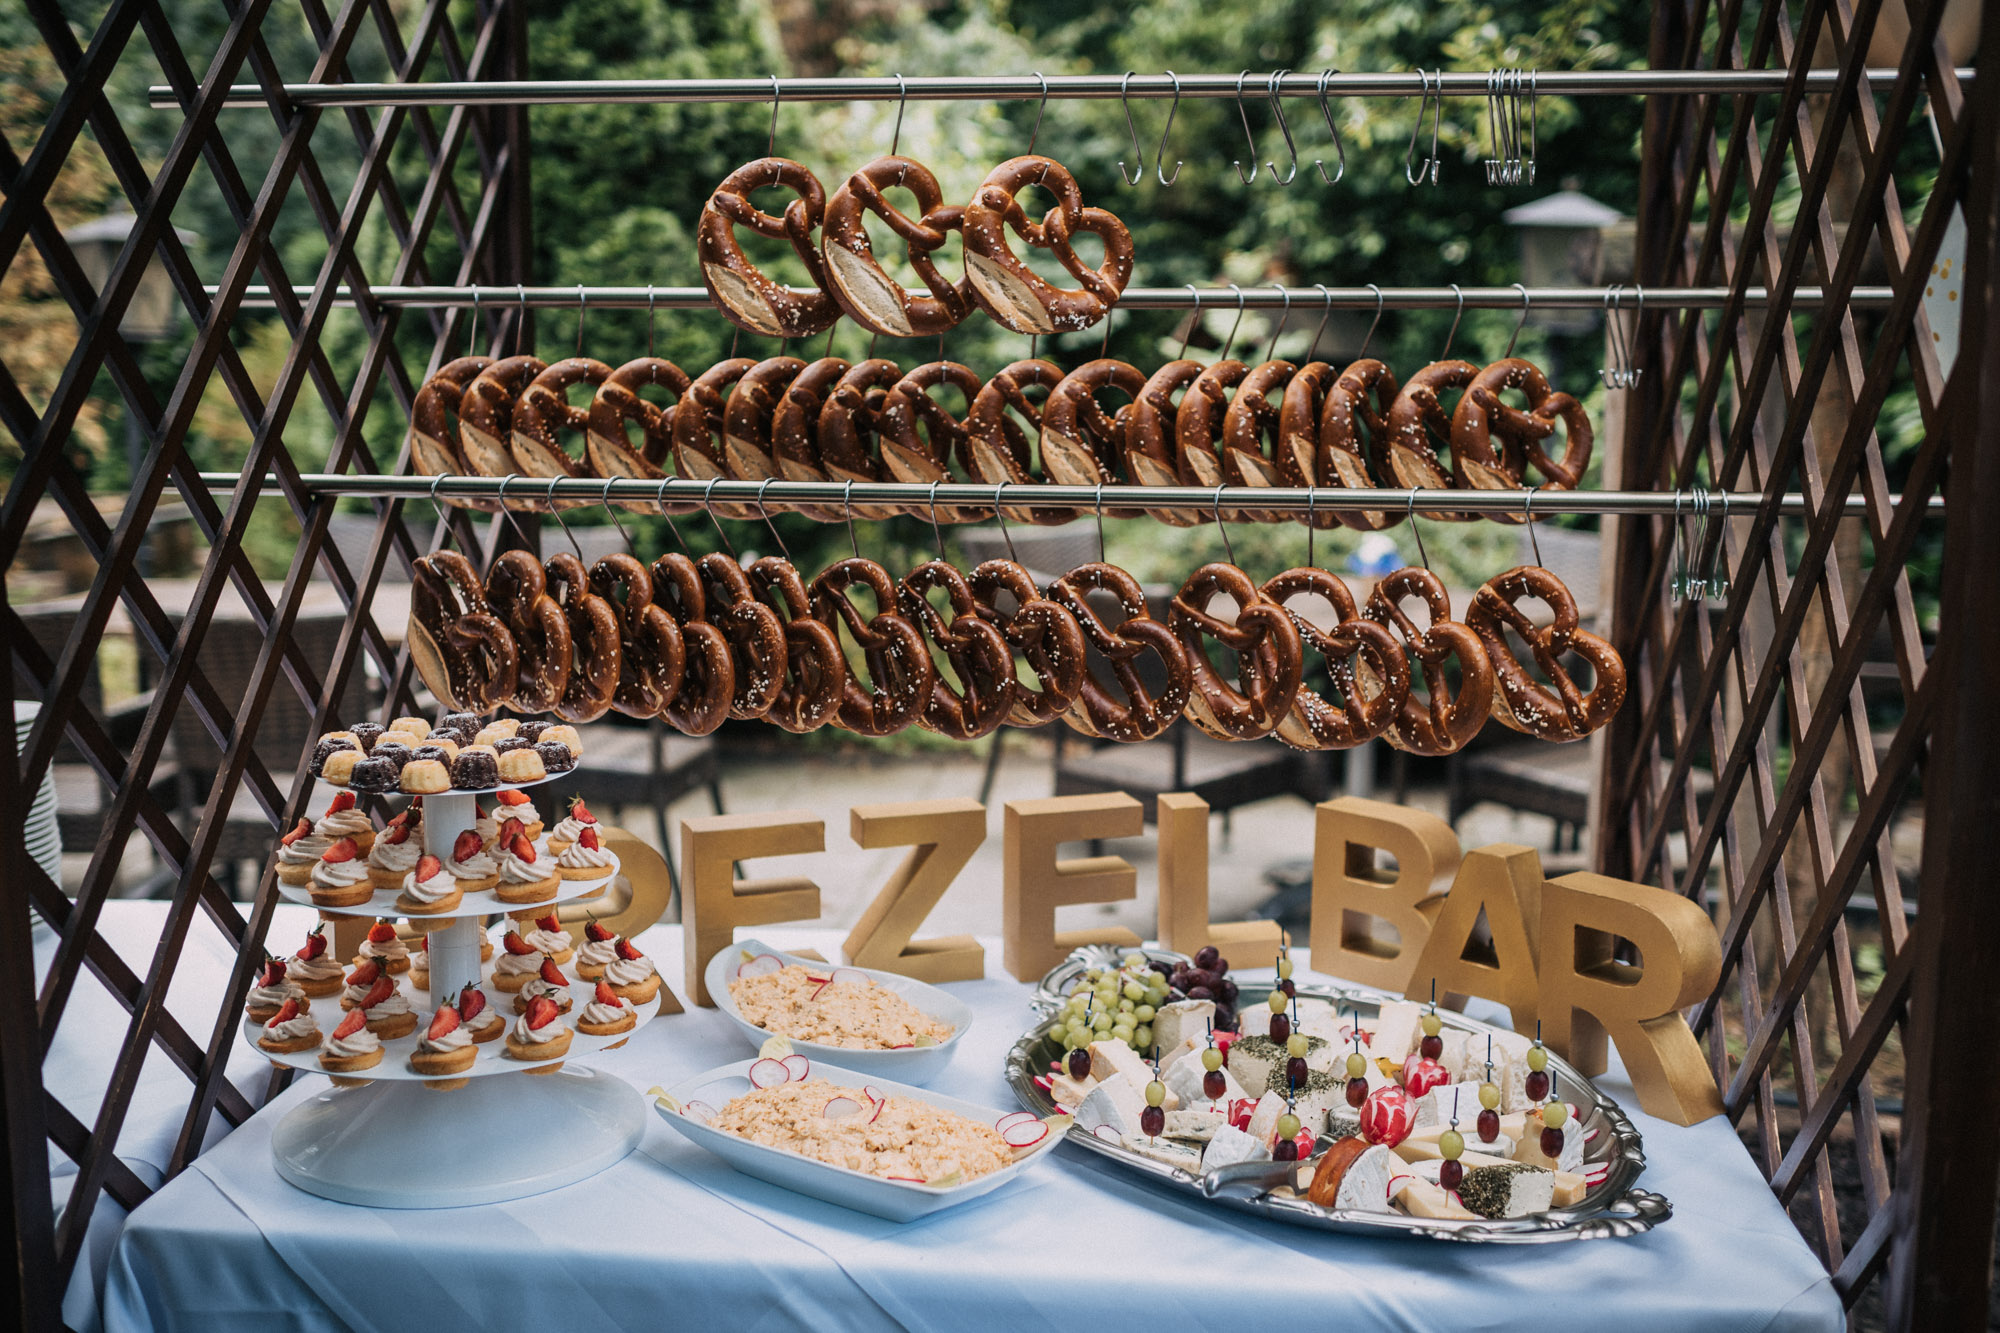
485, 550, 574, 714
1316, 358, 1403, 531
746, 555, 847, 732
650, 553, 736, 736
809, 557, 936, 737
876, 361, 988, 522
817, 358, 911, 519
896, 561, 1017, 740
510, 357, 612, 506
697, 157, 839, 338
696, 553, 789, 720
1465, 565, 1627, 741
771, 357, 855, 522
1450, 358, 1593, 512
962, 359, 1073, 524
542, 552, 622, 724
456, 356, 546, 509
1379, 360, 1478, 521
1360, 567, 1495, 755
586, 357, 692, 512
1040, 359, 1151, 517
411, 357, 496, 509
1174, 358, 1252, 516
822, 156, 974, 337
1124, 360, 1208, 528
1168, 563, 1304, 741
1254, 567, 1410, 751
671, 358, 759, 518
587, 554, 686, 719
409, 551, 518, 714
718, 355, 805, 500
965, 559, 1089, 727
1218, 359, 1298, 523
1045, 563, 1193, 743
961, 156, 1134, 335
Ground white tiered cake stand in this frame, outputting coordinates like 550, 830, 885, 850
254, 776, 653, 1207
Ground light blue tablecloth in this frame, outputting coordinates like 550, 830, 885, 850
100, 927, 1840, 1333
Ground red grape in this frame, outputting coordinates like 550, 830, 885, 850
1194, 946, 1221, 970
1477, 1108, 1500, 1142
1438, 1159, 1464, 1191
1419, 1033, 1442, 1060
1268, 1013, 1290, 1043
1273, 1137, 1300, 1162
1286, 1055, 1308, 1091
1345, 1077, 1369, 1108
1203, 1069, 1227, 1100
1066, 1049, 1091, 1080
1525, 1070, 1550, 1102
1139, 1105, 1165, 1138
1541, 1125, 1565, 1159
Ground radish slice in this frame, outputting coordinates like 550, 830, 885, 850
684, 1100, 717, 1123
781, 1054, 812, 1081
822, 1096, 864, 1120
885, 1174, 925, 1182
995, 1110, 1037, 1132
748, 1058, 789, 1088
1031, 1075, 1052, 1092
1002, 1121, 1048, 1148
829, 967, 870, 986
868, 1097, 887, 1124
862, 1085, 884, 1105
736, 953, 784, 979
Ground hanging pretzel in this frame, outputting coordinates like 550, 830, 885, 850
1045, 563, 1193, 743
746, 555, 848, 732
810, 557, 936, 736
1255, 567, 1410, 750
586, 357, 692, 513
896, 561, 1017, 740
672, 358, 760, 519
876, 361, 987, 522
650, 553, 737, 736
411, 357, 497, 509
697, 553, 790, 720
409, 551, 519, 714
817, 358, 911, 518
587, 554, 686, 719
1125, 360, 1208, 527
1173, 358, 1255, 518
961, 359, 1072, 524
1218, 359, 1297, 524
456, 356, 546, 509
485, 551, 574, 714
1361, 567, 1495, 755
822, 156, 974, 337
1378, 360, 1478, 521
542, 552, 622, 723
697, 158, 839, 337
965, 559, 1089, 727
717, 355, 805, 503
510, 357, 612, 506
1464, 565, 1627, 741
1316, 358, 1403, 530
961, 156, 1134, 335
1168, 563, 1304, 741
1273, 360, 1334, 523
1041, 359, 1151, 516
1450, 358, 1593, 511
771, 356, 855, 522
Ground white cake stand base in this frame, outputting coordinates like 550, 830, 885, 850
270, 1064, 645, 1208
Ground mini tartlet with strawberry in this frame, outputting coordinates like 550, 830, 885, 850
604, 938, 661, 1005
245, 957, 307, 1024
410, 1003, 477, 1076
356, 919, 411, 974
458, 983, 504, 1043
311, 790, 375, 853
522, 911, 574, 964
257, 998, 321, 1054
492, 929, 545, 993
514, 956, 575, 1014
505, 994, 572, 1065
492, 824, 557, 904
443, 829, 499, 893
546, 797, 598, 854
493, 788, 543, 841
308, 836, 373, 908
365, 819, 422, 890
409, 935, 431, 990
354, 973, 418, 1039
576, 979, 636, 1038
574, 919, 622, 980
396, 851, 464, 915
274, 817, 332, 886
556, 825, 615, 881
319, 1008, 384, 1073
289, 925, 344, 997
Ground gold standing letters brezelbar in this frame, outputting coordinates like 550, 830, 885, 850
1307, 797, 1463, 991
1402, 843, 1545, 1024
1155, 793, 1284, 960
843, 799, 987, 983
1002, 793, 1143, 980
681, 810, 825, 1007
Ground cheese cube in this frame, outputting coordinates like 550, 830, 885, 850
1162, 1107, 1226, 1141
1245, 1091, 1288, 1146
1332, 1143, 1398, 1213
1048, 1072, 1093, 1109
1157, 1035, 1201, 1072
1415, 1082, 1489, 1129
1151, 1000, 1215, 1056
1075, 1079, 1142, 1138
1369, 1001, 1424, 1069
1288, 1068, 1350, 1137
1436, 1027, 1475, 1082
1450, 1161, 1556, 1219
1513, 1116, 1584, 1174
1298, 1006, 1366, 1049
1227, 1034, 1335, 1098
1389, 1174, 1478, 1220
1164, 1051, 1244, 1109
1484, 1030, 1536, 1112
1120, 1133, 1203, 1172
1089, 1040, 1178, 1108
1200, 1124, 1271, 1172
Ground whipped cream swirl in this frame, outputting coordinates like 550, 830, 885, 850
323, 1027, 382, 1058
524, 927, 569, 954
311, 857, 370, 890
493, 950, 541, 977
367, 837, 421, 874
262, 1014, 318, 1042
418, 1025, 473, 1054
577, 938, 621, 969
605, 955, 656, 987
580, 998, 631, 1026
313, 808, 374, 841
248, 980, 304, 1008
495, 847, 548, 884
278, 833, 333, 866
447, 847, 498, 881
288, 951, 342, 981
556, 841, 614, 872
401, 869, 459, 904
511, 1011, 568, 1044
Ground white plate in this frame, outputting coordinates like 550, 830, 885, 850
274, 848, 618, 922
652, 1058, 1064, 1222
703, 938, 972, 1084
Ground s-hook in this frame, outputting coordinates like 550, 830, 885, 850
1155, 71, 1184, 186
1314, 69, 1347, 184
1116, 73, 1145, 185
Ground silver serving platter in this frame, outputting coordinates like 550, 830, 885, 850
1006, 945, 1670, 1243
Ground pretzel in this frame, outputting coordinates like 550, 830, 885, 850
966, 559, 1089, 727
771, 357, 855, 522
588, 554, 686, 719
650, 553, 737, 736
1464, 565, 1627, 741
1168, 563, 1304, 741
411, 357, 496, 509
1218, 359, 1298, 524
1378, 360, 1478, 521
1041, 359, 1151, 516
485, 551, 574, 714
586, 357, 692, 513
1450, 358, 1593, 512
817, 358, 911, 519
1254, 567, 1410, 750
746, 555, 847, 732
822, 156, 974, 337
1361, 567, 1495, 755
718, 355, 805, 505
961, 156, 1134, 335
962, 359, 1073, 524
510, 357, 611, 506
809, 557, 936, 736
409, 551, 519, 714
1174, 359, 1250, 516
456, 356, 546, 509
1124, 360, 1208, 528
1273, 360, 1334, 500
876, 361, 988, 522
697, 157, 839, 338
697, 553, 790, 720
1316, 358, 1403, 530
542, 552, 622, 723
671, 357, 759, 518
1045, 563, 1193, 743
896, 561, 1017, 740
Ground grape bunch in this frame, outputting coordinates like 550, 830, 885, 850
1055, 954, 1172, 1055
1163, 945, 1239, 1034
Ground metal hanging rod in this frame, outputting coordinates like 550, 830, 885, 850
224, 283, 1898, 312
196, 473, 1940, 519
152, 69, 1975, 110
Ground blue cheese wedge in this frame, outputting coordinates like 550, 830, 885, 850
1120, 1132, 1203, 1172
1151, 999, 1215, 1056
1162, 1107, 1226, 1142
1200, 1123, 1271, 1172
1227, 1034, 1334, 1098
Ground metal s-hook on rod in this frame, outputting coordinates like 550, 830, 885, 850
1233, 71, 1262, 184
1313, 68, 1347, 184
1116, 73, 1146, 185
1263, 69, 1300, 185
1155, 71, 1184, 185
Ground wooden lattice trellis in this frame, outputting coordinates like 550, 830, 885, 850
0, 0, 1994, 1327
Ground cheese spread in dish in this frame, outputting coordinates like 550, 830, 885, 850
728, 965, 954, 1050
710, 1079, 1010, 1183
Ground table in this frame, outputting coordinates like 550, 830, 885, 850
92, 911, 1839, 1332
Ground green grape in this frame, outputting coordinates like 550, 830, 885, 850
1526, 1044, 1549, 1072
1345, 1052, 1367, 1078
1122, 981, 1145, 1002
1135, 1004, 1156, 1024
1146, 987, 1170, 1008
1144, 1079, 1166, 1107
1065, 995, 1088, 1016
1286, 1033, 1309, 1058
1266, 991, 1288, 1014
1541, 1102, 1568, 1128
1118, 997, 1137, 1013
1060, 1029, 1081, 1051
1112, 1023, 1135, 1042
1420, 1012, 1442, 1037
1092, 1012, 1114, 1033
1276, 955, 1295, 980
1084, 969, 1102, 982
1439, 1129, 1465, 1159
1201, 1046, 1224, 1072
1478, 1082, 1501, 1110
1275, 1112, 1301, 1140
1124, 952, 1148, 968
1133, 1024, 1153, 1051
